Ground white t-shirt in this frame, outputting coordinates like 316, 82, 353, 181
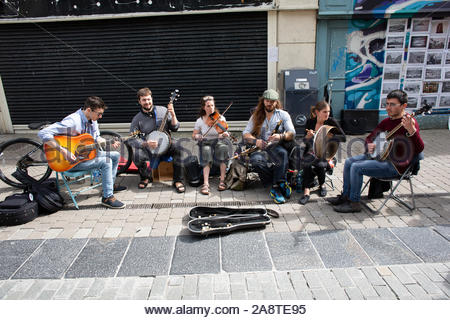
194, 115, 227, 140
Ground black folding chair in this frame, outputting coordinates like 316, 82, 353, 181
361, 152, 424, 214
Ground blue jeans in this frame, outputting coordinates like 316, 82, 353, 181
250, 145, 288, 187
69, 150, 120, 199
342, 154, 399, 202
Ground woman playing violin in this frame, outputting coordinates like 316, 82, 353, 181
192, 96, 231, 195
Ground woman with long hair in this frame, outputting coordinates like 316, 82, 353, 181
192, 96, 230, 195
298, 101, 345, 205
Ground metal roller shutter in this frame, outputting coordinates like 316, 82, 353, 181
0, 12, 267, 125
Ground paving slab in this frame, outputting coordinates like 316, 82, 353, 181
118, 236, 175, 277
65, 238, 130, 278
0, 240, 42, 280
13, 239, 87, 279
170, 235, 220, 275
221, 231, 272, 273
433, 225, 450, 241
391, 227, 450, 263
350, 228, 421, 265
308, 230, 373, 268
265, 232, 323, 270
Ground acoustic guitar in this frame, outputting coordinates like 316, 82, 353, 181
44, 131, 140, 172
368, 103, 431, 161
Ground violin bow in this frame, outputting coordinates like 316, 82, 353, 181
201, 101, 233, 139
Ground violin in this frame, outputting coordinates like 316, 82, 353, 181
201, 101, 235, 141
206, 111, 228, 134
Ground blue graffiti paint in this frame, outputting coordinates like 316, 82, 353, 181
399, 1, 442, 14
353, 0, 449, 15
332, 48, 346, 72
344, 19, 386, 110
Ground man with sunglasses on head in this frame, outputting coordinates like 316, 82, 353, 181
38, 96, 126, 209
328, 89, 424, 213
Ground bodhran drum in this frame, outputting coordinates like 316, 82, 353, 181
146, 131, 171, 156
313, 125, 340, 160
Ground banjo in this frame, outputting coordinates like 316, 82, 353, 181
368, 102, 431, 161
146, 89, 180, 156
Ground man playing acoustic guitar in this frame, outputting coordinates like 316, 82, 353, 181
328, 89, 424, 213
38, 96, 126, 209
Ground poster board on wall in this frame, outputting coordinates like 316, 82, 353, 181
380, 17, 450, 112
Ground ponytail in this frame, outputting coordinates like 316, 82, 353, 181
309, 105, 317, 119
310, 100, 329, 119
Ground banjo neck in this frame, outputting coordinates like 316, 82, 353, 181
158, 109, 170, 132
385, 111, 418, 140
157, 90, 180, 132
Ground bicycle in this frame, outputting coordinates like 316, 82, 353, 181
0, 121, 133, 189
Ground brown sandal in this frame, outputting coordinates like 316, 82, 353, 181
217, 180, 227, 191
200, 184, 210, 195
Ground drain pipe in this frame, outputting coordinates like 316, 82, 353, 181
0, 76, 14, 134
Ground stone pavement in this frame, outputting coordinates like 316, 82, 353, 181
0, 129, 449, 300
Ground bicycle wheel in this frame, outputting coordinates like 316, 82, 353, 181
0, 138, 52, 188
100, 130, 133, 175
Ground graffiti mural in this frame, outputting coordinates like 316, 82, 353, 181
346, 0, 450, 110
0, 0, 273, 18
353, 0, 450, 18
345, 19, 387, 109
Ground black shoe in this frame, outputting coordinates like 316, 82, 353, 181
298, 194, 310, 205
113, 185, 127, 192
333, 201, 362, 213
319, 185, 327, 197
327, 193, 348, 206
101, 196, 126, 209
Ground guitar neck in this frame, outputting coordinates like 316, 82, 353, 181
79, 134, 133, 153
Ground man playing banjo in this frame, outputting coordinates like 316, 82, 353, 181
328, 89, 424, 213
128, 87, 185, 193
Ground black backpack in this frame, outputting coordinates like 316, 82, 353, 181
0, 192, 38, 226
12, 170, 64, 214
184, 155, 203, 187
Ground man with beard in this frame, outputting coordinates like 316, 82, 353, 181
128, 88, 185, 192
242, 89, 296, 204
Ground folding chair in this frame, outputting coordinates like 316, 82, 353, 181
361, 152, 424, 214
56, 169, 102, 209
325, 171, 335, 191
